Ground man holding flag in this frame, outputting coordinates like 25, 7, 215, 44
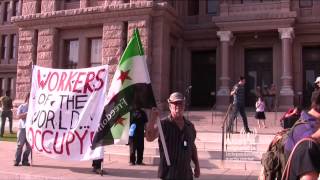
146, 92, 200, 180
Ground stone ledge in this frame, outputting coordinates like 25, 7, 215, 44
12, 1, 160, 23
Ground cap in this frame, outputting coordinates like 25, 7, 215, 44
315, 77, 320, 84
167, 92, 185, 103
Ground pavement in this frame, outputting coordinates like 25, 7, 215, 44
0, 110, 284, 180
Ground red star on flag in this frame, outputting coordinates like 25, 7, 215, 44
117, 70, 131, 84
114, 117, 126, 127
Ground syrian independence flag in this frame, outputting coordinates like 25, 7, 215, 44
91, 28, 156, 148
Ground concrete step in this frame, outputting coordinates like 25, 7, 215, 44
105, 142, 269, 155
103, 152, 262, 170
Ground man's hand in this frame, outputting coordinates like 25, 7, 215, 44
194, 165, 200, 178
146, 107, 159, 142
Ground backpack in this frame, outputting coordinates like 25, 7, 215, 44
260, 119, 311, 180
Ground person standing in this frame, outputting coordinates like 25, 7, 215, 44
255, 97, 266, 128
227, 76, 252, 133
146, 92, 200, 180
0, 90, 13, 137
129, 108, 148, 165
14, 93, 31, 166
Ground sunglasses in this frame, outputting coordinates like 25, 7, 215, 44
169, 101, 184, 106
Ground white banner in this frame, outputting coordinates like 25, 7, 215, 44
26, 65, 109, 161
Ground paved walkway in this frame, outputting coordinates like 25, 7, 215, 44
0, 110, 282, 179
0, 141, 260, 180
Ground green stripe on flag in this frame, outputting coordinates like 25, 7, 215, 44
120, 29, 144, 66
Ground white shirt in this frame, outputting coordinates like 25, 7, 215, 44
17, 103, 28, 129
256, 101, 265, 112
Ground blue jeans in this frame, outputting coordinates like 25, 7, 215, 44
15, 128, 31, 164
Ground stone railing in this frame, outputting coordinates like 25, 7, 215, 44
226, 1, 284, 16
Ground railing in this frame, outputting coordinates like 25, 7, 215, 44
221, 104, 233, 160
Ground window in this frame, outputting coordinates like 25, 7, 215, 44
1, 35, 8, 59
89, 38, 102, 67
300, 0, 313, 8
3, 2, 10, 22
12, 0, 20, 16
65, 40, 79, 69
10, 34, 17, 60
207, 0, 219, 15
188, 0, 199, 16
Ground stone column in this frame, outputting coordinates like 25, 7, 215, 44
150, 16, 170, 109
41, 0, 57, 12
278, 27, 294, 110
15, 29, 37, 105
37, 28, 58, 68
216, 31, 232, 110
80, 0, 89, 8
102, 22, 125, 92
22, 0, 40, 15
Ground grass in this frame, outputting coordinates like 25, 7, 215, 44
0, 132, 17, 142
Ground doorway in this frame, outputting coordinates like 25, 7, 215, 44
245, 48, 273, 107
191, 50, 216, 108
302, 46, 320, 107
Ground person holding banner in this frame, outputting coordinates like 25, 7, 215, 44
14, 93, 31, 166
146, 92, 200, 180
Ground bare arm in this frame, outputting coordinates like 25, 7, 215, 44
145, 108, 159, 142
230, 85, 238, 96
17, 112, 27, 119
192, 143, 200, 178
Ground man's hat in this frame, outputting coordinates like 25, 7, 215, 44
167, 92, 185, 103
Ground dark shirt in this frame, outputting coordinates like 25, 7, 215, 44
0, 96, 13, 111
158, 116, 196, 180
232, 83, 245, 106
130, 109, 148, 139
287, 140, 320, 180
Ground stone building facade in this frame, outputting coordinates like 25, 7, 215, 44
1, 0, 320, 110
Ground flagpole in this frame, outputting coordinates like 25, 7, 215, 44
156, 117, 171, 166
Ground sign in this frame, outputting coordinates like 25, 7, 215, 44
26, 65, 108, 161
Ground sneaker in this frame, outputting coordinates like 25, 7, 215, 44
22, 162, 30, 166
13, 163, 19, 166
129, 162, 135, 166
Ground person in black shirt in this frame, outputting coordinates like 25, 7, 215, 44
146, 92, 200, 180
129, 108, 148, 165
227, 76, 252, 133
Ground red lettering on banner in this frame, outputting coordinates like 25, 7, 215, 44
75, 130, 88, 154
35, 129, 43, 152
83, 72, 95, 93
73, 72, 86, 93
42, 130, 53, 154
48, 72, 59, 91
27, 127, 95, 157
65, 132, 75, 156
57, 72, 67, 91
36, 68, 106, 93
95, 69, 106, 91
38, 70, 51, 89
53, 132, 65, 154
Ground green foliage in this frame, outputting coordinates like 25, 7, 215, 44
0, 132, 17, 142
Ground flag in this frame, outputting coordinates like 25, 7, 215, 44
92, 28, 156, 148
